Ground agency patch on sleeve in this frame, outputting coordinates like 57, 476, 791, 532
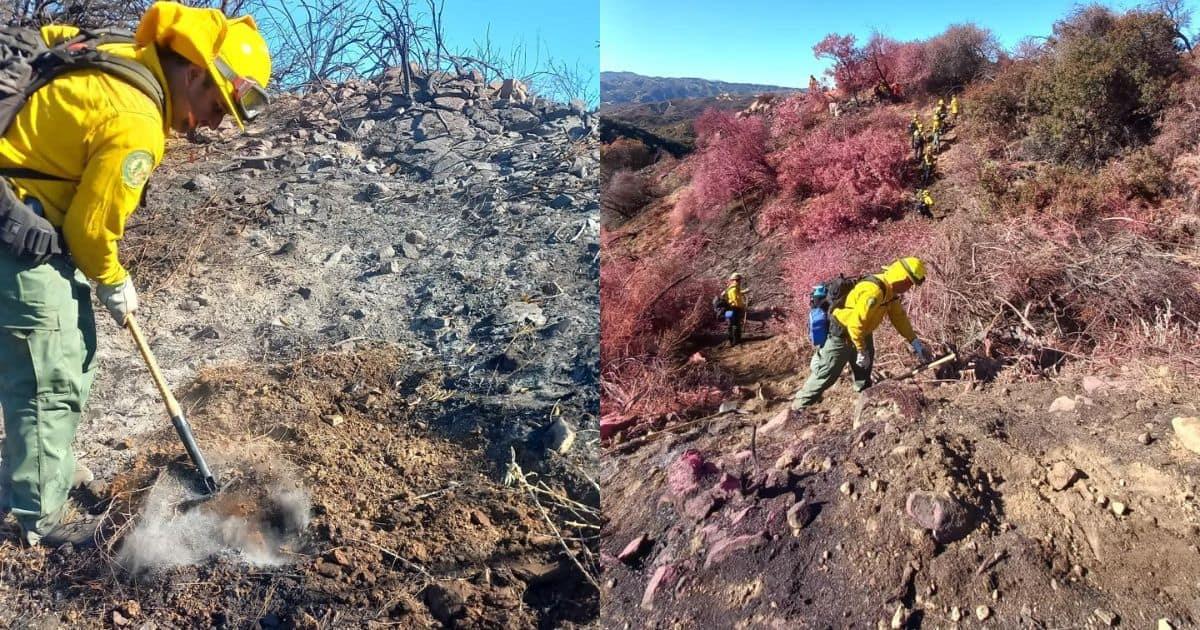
121, 150, 154, 189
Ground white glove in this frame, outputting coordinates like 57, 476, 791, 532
96, 278, 138, 326
855, 352, 870, 369
911, 339, 930, 362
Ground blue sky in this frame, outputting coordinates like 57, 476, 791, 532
601, 0, 1189, 87
440, 0, 599, 79
250, 0, 598, 102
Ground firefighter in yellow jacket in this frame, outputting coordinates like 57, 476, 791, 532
0, 2, 270, 547
721, 272, 748, 346
791, 258, 932, 409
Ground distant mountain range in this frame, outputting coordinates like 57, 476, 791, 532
601, 71, 798, 106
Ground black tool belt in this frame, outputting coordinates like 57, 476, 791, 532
0, 179, 62, 264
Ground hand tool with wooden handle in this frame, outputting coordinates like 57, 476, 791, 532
126, 313, 219, 494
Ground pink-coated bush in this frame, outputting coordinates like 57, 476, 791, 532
764, 109, 912, 238
600, 235, 731, 423
674, 109, 775, 229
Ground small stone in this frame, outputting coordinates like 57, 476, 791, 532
906, 491, 977, 543
549, 194, 573, 209
1139, 432, 1153, 446
121, 600, 141, 618
891, 605, 907, 629
1081, 375, 1108, 394
1094, 609, 1118, 626
1136, 399, 1155, 411
1171, 417, 1200, 455
774, 450, 798, 471
1158, 619, 1175, 630
543, 418, 576, 455
840, 481, 854, 495
718, 400, 738, 414
976, 605, 990, 621
112, 610, 130, 626
328, 549, 351, 566
950, 606, 961, 621
322, 414, 345, 428
1047, 461, 1080, 491
182, 174, 214, 191
1048, 396, 1077, 413
405, 230, 427, 245
1111, 501, 1127, 516
617, 534, 650, 564
1096, 495, 1109, 508
469, 510, 491, 528
787, 501, 817, 534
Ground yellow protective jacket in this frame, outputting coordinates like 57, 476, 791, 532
723, 285, 746, 309
0, 26, 171, 285
950, 96, 959, 116
832, 263, 917, 351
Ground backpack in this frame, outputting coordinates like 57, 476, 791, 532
712, 293, 729, 319
809, 273, 888, 344
0, 27, 164, 181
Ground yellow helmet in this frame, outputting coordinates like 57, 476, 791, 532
729, 272, 743, 281
135, 2, 272, 130
938, 98, 945, 105
899, 257, 926, 284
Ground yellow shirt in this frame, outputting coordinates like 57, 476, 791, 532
833, 267, 916, 351
0, 26, 171, 285
723, 284, 746, 309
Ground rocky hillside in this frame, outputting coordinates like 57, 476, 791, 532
600, 71, 796, 105
600, 8, 1200, 629
0, 65, 600, 628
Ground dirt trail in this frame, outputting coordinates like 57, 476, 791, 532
602, 345, 1200, 628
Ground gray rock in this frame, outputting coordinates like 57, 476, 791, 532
549, 194, 573, 210
543, 418, 575, 455
498, 107, 540, 132
182, 174, 214, 191
501, 301, 546, 327
905, 491, 977, 543
787, 501, 817, 533
433, 96, 468, 112
324, 245, 351, 267
405, 231, 427, 245
364, 182, 390, 201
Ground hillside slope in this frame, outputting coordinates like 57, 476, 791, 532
0, 68, 600, 628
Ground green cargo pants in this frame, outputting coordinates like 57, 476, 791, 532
791, 332, 873, 410
0, 252, 97, 539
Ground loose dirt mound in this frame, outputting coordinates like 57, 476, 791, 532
0, 346, 598, 628
602, 370, 1200, 628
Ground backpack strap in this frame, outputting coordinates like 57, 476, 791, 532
0, 31, 166, 183
861, 275, 893, 303
38, 43, 165, 115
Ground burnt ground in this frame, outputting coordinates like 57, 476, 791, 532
0, 66, 599, 629
601, 334, 1200, 629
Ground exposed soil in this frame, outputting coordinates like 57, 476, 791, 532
601, 339, 1200, 629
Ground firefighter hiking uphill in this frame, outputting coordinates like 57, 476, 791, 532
792, 257, 932, 410
713, 272, 749, 347
0, 2, 271, 548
